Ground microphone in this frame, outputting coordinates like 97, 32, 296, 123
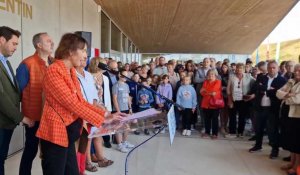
98, 62, 119, 75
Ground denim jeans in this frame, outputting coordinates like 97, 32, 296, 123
19, 122, 40, 175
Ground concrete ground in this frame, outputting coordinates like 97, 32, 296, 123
6, 133, 288, 175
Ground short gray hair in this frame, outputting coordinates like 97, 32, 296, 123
294, 64, 300, 71
32, 32, 47, 49
267, 60, 278, 67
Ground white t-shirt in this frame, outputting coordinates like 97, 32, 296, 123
103, 75, 112, 111
232, 76, 243, 101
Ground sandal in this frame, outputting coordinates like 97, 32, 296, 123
91, 154, 98, 163
98, 158, 114, 167
85, 162, 98, 172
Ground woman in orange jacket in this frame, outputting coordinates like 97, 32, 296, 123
200, 69, 222, 139
36, 33, 124, 175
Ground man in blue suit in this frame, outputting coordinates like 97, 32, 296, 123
248, 60, 286, 159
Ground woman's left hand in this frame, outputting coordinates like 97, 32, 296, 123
104, 112, 127, 124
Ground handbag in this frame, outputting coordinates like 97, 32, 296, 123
209, 95, 225, 108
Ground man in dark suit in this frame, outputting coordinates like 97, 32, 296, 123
248, 60, 286, 159
0, 26, 33, 175
102, 60, 119, 148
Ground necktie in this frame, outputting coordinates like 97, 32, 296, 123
5, 60, 16, 86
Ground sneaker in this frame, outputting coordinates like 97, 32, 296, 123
211, 135, 218, 140
249, 146, 262, 153
237, 133, 244, 138
117, 144, 129, 153
123, 141, 135, 149
186, 130, 191, 136
160, 128, 166, 134
153, 127, 161, 134
134, 131, 140, 135
103, 142, 112, 148
144, 129, 150, 135
269, 149, 279, 159
182, 129, 187, 136
201, 133, 210, 139
248, 135, 256, 141
226, 134, 237, 139
220, 128, 227, 135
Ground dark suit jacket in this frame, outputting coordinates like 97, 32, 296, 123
252, 73, 286, 112
0, 61, 23, 129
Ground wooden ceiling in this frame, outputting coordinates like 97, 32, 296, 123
95, 0, 298, 54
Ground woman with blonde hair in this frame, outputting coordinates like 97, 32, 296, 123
85, 57, 114, 168
200, 69, 222, 139
227, 63, 255, 138
276, 64, 300, 175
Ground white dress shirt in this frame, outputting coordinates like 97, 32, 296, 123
261, 74, 277, 107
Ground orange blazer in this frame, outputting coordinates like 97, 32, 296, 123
36, 60, 105, 147
200, 79, 222, 109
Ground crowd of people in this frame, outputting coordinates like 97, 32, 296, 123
0, 26, 300, 175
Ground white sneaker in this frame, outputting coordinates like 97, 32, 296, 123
186, 130, 191, 136
123, 141, 135, 149
227, 134, 237, 139
182, 129, 187, 136
117, 144, 129, 153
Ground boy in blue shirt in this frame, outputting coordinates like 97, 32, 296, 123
176, 76, 197, 136
137, 79, 154, 135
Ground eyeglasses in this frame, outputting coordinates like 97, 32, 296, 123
238, 81, 241, 88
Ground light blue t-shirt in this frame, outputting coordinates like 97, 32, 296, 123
112, 81, 130, 111
176, 85, 197, 109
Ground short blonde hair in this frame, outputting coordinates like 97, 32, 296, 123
206, 69, 218, 77
236, 63, 245, 69
88, 57, 106, 73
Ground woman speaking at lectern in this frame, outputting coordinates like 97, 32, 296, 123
36, 33, 124, 175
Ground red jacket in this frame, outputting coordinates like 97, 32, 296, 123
200, 79, 222, 109
21, 52, 47, 121
36, 60, 105, 147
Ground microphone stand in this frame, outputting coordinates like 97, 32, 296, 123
99, 63, 183, 175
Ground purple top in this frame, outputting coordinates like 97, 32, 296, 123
156, 83, 173, 104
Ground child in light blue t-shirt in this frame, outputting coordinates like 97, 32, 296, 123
176, 76, 197, 136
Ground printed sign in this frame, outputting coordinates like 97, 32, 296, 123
167, 105, 176, 145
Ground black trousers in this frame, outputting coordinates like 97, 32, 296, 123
267, 109, 280, 151
255, 107, 280, 151
0, 128, 14, 175
19, 122, 40, 175
181, 108, 193, 130
203, 109, 219, 135
40, 139, 79, 175
102, 135, 110, 143
229, 100, 248, 134
254, 107, 270, 147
